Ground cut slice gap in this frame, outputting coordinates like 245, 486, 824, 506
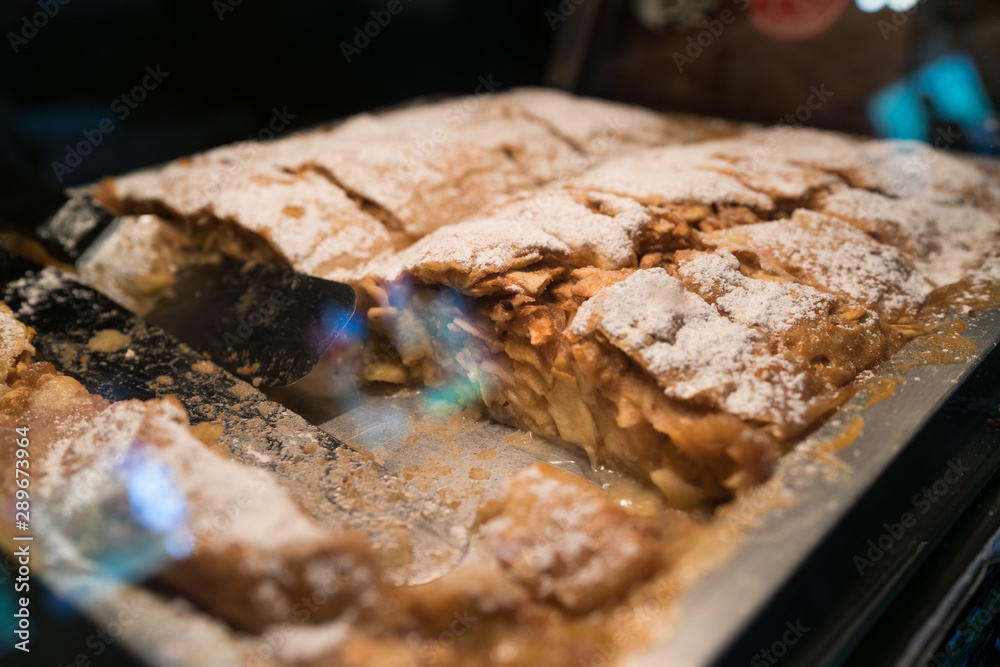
302, 163, 409, 237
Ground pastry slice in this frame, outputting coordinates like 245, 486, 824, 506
818, 186, 1000, 288
348, 189, 898, 506
0, 305, 383, 634
94, 160, 396, 283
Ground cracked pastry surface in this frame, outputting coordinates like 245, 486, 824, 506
94, 88, 731, 278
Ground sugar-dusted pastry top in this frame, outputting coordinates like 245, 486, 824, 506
674, 250, 885, 389
94, 157, 395, 282
818, 187, 1000, 288
569, 266, 831, 429
571, 143, 776, 211
676, 250, 839, 335
861, 140, 1000, 206
361, 190, 651, 288
346, 127, 999, 296
93, 90, 1000, 304
482, 463, 661, 612
95, 88, 734, 282
23, 393, 383, 633
494, 87, 736, 154
710, 210, 935, 319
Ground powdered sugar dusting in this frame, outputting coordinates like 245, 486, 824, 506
359, 190, 651, 283
212, 169, 394, 275
111, 159, 395, 276
111, 141, 277, 212
361, 218, 567, 285
919, 201, 1000, 286
570, 144, 774, 210
966, 255, 1000, 285
682, 135, 843, 201
483, 464, 656, 611
820, 187, 934, 248
276, 621, 351, 663
496, 87, 706, 154
5, 266, 73, 317
821, 187, 1000, 287
76, 215, 194, 315
270, 99, 581, 236
38, 399, 331, 561
861, 140, 1000, 207
570, 268, 818, 425
712, 210, 933, 315
735, 127, 880, 188
677, 250, 838, 333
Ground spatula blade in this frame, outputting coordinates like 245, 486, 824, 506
144, 258, 356, 388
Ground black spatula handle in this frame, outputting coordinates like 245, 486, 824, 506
0, 162, 115, 264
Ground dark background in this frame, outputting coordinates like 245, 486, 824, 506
0, 1, 559, 187
580, 0, 1000, 145
2, 0, 999, 190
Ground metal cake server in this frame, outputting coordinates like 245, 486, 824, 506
0, 162, 355, 388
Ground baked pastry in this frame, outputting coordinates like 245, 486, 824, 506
92, 89, 739, 281
89, 90, 1000, 510
25, 87, 994, 665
